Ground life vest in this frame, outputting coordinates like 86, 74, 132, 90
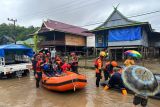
95, 57, 103, 73
94, 57, 103, 68
36, 60, 43, 72
61, 63, 68, 72
55, 56, 62, 65
45, 57, 49, 63
105, 61, 113, 74
71, 56, 78, 66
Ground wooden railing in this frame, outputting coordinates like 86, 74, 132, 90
39, 40, 65, 46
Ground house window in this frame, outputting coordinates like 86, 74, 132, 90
97, 35, 103, 43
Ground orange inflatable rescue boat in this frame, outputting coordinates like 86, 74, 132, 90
42, 71, 87, 92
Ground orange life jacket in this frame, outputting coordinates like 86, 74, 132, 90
95, 57, 103, 73
36, 60, 43, 72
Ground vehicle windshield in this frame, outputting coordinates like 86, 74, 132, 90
5, 54, 30, 65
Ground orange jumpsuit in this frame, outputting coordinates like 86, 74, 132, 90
95, 57, 103, 87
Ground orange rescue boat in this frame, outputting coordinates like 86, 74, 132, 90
41, 71, 87, 92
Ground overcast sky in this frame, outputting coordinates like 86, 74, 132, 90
0, 0, 160, 31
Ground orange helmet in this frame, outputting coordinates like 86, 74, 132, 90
111, 61, 118, 67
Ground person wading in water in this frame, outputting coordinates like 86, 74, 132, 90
35, 55, 43, 88
94, 51, 106, 87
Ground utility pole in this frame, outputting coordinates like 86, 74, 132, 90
7, 18, 17, 44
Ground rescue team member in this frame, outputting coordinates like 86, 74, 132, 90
55, 55, 63, 74
42, 60, 55, 77
104, 67, 127, 95
95, 51, 106, 87
45, 53, 51, 63
35, 55, 43, 88
124, 56, 135, 67
32, 55, 37, 76
103, 61, 118, 81
108, 67, 125, 88
71, 52, 79, 74
61, 60, 71, 73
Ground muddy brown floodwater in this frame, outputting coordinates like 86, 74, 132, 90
0, 68, 160, 107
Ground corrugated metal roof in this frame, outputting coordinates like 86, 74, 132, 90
39, 19, 93, 36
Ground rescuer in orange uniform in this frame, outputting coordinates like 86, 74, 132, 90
71, 52, 79, 74
35, 55, 43, 88
124, 56, 135, 67
95, 51, 106, 87
103, 61, 118, 81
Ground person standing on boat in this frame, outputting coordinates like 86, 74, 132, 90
61, 60, 71, 73
51, 48, 56, 63
35, 55, 43, 88
95, 51, 105, 87
71, 52, 79, 74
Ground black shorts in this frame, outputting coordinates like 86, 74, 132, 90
133, 95, 148, 107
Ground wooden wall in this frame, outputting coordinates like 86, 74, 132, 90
65, 34, 86, 46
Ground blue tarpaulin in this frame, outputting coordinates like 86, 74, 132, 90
108, 27, 141, 42
0, 44, 34, 57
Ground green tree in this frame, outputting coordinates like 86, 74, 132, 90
33, 34, 38, 53
0, 23, 39, 42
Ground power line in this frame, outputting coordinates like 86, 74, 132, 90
12, 0, 160, 31
18, 0, 99, 20
54, 9, 160, 30
19, 0, 84, 18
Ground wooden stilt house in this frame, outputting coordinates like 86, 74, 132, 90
90, 8, 160, 60
34, 19, 92, 55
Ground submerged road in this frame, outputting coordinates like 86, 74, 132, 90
0, 69, 160, 107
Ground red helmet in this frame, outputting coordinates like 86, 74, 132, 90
46, 53, 50, 56
39, 52, 43, 56
70, 52, 75, 56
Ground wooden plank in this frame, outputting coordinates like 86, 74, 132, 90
65, 34, 86, 46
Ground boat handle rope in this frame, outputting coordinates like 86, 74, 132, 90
71, 74, 78, 92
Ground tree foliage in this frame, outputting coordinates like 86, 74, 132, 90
33, 34, 38, 53
0, 23, 39, 41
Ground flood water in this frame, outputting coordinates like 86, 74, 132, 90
0, 69, 160, 107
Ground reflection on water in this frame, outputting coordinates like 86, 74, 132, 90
0, 69, 160, 107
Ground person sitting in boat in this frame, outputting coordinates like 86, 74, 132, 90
45, 53, 52, 64
54, 55, 61, 63
61, 60, 71, 73
124, 56, 135, 67
70, 52, 79, 74
103, 61, 118, 81
42, 61, 55, 77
